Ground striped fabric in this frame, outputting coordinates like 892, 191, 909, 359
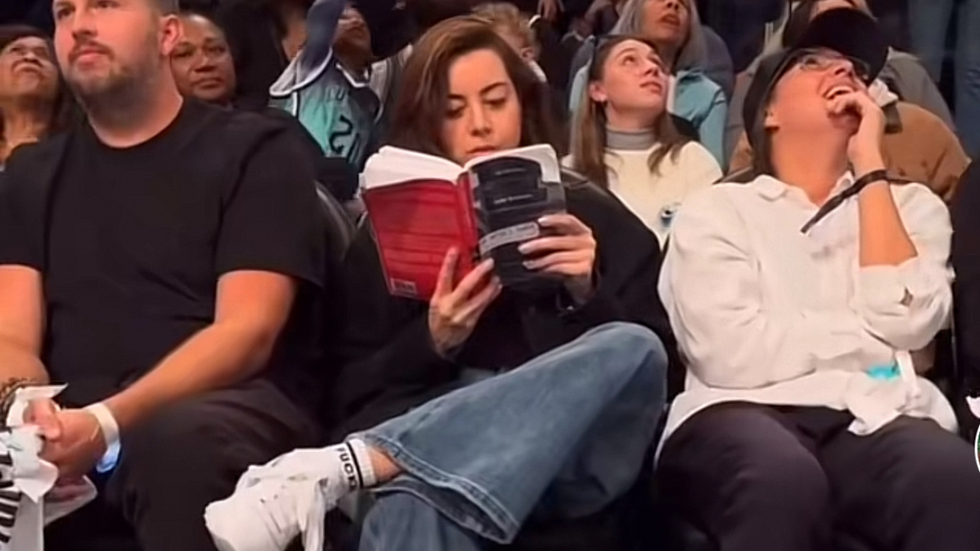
0, 449, 20, 546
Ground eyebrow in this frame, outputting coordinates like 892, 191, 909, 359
615, 46, 665, 67
448, 81, 508, 100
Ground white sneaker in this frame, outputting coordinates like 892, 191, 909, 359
206, 477, 342, 551
205, 447, 359, 551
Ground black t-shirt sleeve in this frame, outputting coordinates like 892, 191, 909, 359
215, 129, 326, 287
0, 157, 44, 270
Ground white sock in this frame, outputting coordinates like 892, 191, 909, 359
341, 438, 376, 489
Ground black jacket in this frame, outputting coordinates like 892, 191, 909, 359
950, 162, 980, 403
329, 173, 677, 436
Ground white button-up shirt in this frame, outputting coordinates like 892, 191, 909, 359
657, 174, 957, 448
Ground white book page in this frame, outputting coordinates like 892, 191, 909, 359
463, 144, 561, 183
361, 146, 462, 190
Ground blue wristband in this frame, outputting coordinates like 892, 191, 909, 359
866, 362, 900, 381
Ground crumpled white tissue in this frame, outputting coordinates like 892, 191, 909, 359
2, 385, 97, 551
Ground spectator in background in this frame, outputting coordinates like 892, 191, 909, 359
568, 35, 720, 245
727, 0, 954, 162
569, 0, 731, 167
908, 0, 980, 156
171, 12, 237, 105
206, 16, 671, 551
658, 24, 980, 551
475, 3, 548, 81
727, 7, 968, 202
270, 0, 381, 184
215, 0, 314, 109
0, 26, 71, 167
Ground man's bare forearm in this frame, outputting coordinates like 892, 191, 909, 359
103, 322, 281, 430
0, 336, 49, 383
855, 156, 917, 267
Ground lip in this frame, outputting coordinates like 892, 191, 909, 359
467, 146, 498, 156
195, 77, 224, 88
12, 62, 44, 75
822, 77, 860, 99
72, 49, 107, 64
640, 80, 664, 94
661, 13, 680, 26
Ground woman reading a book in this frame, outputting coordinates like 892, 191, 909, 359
205, 16, 673, 551
568, 35, 722, 247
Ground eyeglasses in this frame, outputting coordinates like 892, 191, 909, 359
791, 48, 871, 82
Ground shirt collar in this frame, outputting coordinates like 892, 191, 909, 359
751, 172, 855, 203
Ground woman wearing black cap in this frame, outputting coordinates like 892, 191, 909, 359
0, 26, 71, 168
655, 31, 980, 551
726, 0, 953, 162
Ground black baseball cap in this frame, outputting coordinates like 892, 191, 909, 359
742, 7, 888, 151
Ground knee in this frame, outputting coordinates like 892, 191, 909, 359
731, 447, 830, 518
597, 323, 668, 393
889, 439, 980, 510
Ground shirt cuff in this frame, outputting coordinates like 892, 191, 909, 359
858, 258, 923, 314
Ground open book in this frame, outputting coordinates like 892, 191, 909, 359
361, 144, 566, 300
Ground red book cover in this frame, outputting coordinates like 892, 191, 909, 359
361, 145, 562, 300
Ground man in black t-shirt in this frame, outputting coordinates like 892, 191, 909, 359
0, 0, 326, 550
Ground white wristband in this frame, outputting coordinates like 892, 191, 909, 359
84, 403, 121, 473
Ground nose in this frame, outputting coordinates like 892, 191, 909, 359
467, 104, 492, 137
641, 57, 661, 76
68, 10, 98, 46
193, 53, 217, 73
663, 0, 680, 10
830, 57, 857, 79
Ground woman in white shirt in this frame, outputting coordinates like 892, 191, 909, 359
567, 36, 721, 247
656, 16, 980, 551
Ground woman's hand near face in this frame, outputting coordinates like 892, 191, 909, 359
428, 248, 503, 358
518, 214, 597, 305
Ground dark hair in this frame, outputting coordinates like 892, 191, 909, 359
387, 16, 563, 159
407, 0, 479, 33
0, 26, 75, 142
783, 0, 871, 47
571, 35, 689, 189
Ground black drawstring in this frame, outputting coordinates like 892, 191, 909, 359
800, 170, 912, 233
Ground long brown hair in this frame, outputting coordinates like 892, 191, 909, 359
570, 35, 690, 189
387, 16, 563, 158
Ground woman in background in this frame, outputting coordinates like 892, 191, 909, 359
569, 36, 720, 245
569, 0, 731, 167
0, 25, 71, 168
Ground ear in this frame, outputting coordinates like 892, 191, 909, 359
762, 105, 780, 131
587, 81, 607, 105
159, 14, 182, 57
519, 47, 536, 63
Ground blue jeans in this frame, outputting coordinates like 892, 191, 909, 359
909, 0, 980, 155
355, 322, 668, 551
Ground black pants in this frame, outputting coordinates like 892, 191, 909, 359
45, 379, 321, 551
657, 403, 980, 551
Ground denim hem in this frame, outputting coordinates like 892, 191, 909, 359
355, 432, 521, 544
